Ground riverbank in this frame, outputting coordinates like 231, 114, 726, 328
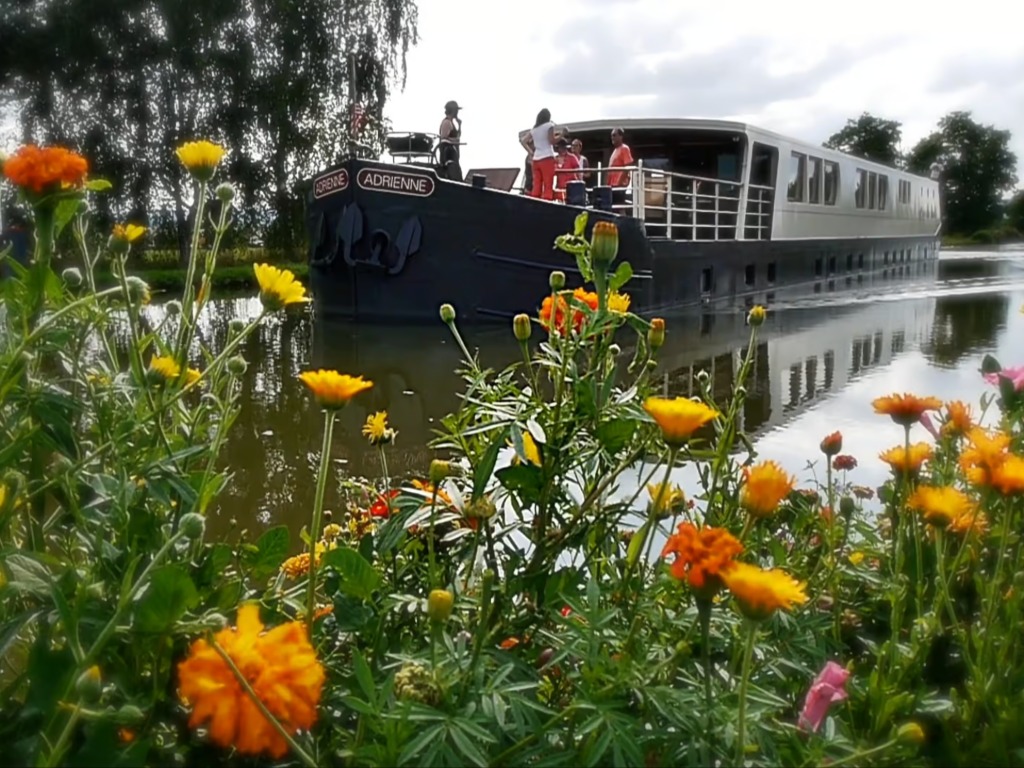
942, 226, 1021, 248
97, 260, 308, 292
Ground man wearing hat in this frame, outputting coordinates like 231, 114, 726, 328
439, 100, 463, 181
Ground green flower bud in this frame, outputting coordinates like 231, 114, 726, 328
115, 704, 146, 725
549, 271, 566, 291
165, 299, 182, 316
215, 182, 236, 204
897, 721, 925, 745
648, 317, 665, 350
840, 496, 856, 520
429, 459, 456, 484
228, 318, 246, 335
75, 665, 103, 703
124, 276, 151, 305
76, 199, 90, 215
180, 512, 205, 540
591, 221, 620, 266
227, 355, 248, 376
61, 267, 83, 287
439, 303, 456, 323
513, 313, 532, 342
747, 305, 766, 327
427, 589, 454, 623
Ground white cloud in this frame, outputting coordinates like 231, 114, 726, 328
384, 0, 1024, 184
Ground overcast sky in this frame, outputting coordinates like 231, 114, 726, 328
384, 0, 1024, 184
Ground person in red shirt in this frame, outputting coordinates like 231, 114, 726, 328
553, 138, 581, 201
607, 127, 634, 188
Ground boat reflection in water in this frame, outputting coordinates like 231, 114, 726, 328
211, 249, 1015, 541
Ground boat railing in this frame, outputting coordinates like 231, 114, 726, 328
560, 161, 775, 242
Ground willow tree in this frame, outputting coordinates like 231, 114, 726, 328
0, 0, 418, 256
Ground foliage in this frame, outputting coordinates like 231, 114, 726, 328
0, 0, 419, 256
907, 111, 1019, 236
824, 112, 904, 168
5, 143, 1024, 768
1006, 190, 1024, 235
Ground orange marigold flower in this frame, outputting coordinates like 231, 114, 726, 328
872, 393, 943, 427
879, 442, 933, 475
661, 522, 743, 599
960, 427, 1013, 487
907, 485, 976, 529
990, 455, 1024, 495
643, 396, 719, 446
298, 370, 372, 409
410, 479, 454, 507
942, 400, 973, 436
721, 562, 808, 621
740, 460, 796, 518
2, 144, 89, 194
177, 603, 324, 759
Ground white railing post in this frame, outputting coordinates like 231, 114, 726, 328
666, 174, 673, 238
634, 159, 645, 219
714, 182, 720, 241
690, 180, 697, 241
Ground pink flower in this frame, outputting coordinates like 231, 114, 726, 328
983, 366, 1024, 392
798, 661, 850, 733
919, 412, 940, 440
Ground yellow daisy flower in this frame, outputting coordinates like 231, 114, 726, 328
253, 263, 310, 311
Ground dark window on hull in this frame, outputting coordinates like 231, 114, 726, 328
744, 264, 755, 287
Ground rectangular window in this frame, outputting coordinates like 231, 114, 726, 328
868, 172, 878, 209
787, 151, 806, 202
878, 175, 889, 210
823, 161, 839, 205
808, 157, 823, 204
749, 142, 778, 187
855, 169, 867, 208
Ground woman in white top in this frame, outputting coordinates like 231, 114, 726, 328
521, 108, 557, 200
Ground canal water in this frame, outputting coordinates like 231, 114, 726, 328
191, 245, 1024, 545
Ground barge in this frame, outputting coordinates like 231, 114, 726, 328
304, 118, 942, 322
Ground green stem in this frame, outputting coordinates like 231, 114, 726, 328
305, 410, 337, 635
735, 621, 758, 766
174, 181, 208, 359
698, 598, 715, 764
427, 489, 439, 587
41, 705, 81, 768
826, 738, 900, 767
209, 639, 318, 768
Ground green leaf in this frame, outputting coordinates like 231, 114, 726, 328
85, 178, 113, 192
53, 198, 80, 239
495, 464, 544, 505
4, 554, 51, 596
574, 211, 589, 236
132, 565, 199, 633
399, 723, 445, 764
575, 247, 594, 282
449, 723, 489, 767
595, 419, 636, 456
472, 425, 508, 501
320, 547, 380, 601
243, 526, 290, 582
626, 520, 650, 571
608, 260, 633, 291
352, 648, 376, 702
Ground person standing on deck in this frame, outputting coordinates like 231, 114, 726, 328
522, 108, 558, 200
607, 127, 634, 188
571, 138, 591, 182
553, 138, 581, 202
438, 100, 463, 181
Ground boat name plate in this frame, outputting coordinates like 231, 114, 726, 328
313, 169, 350, 199
357, 168, 436, 197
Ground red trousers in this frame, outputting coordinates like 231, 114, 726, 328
531, 157, 556, 200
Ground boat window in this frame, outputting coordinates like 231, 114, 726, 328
898, 179, 911, 204
748, 142, 777, 187
823, 161, 839, 205
808, 157, 823, 204
878, 175, 889, 210
744, 264, 755, 287
787, 151, 806, 202
867, 172, 878, 209
855, 169, 867, 208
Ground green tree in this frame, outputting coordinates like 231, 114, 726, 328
0, 0, 418, 258
1006, 190, 1024, 234
907, 111, 1018, 236
824, 112, 904, 167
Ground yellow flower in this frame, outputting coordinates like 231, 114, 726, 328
740, 460, 795, 518
879, 442, 933, 475
721, 562, 808, 621
185, 368, 202, 387
322, 523, 343, 542
646, 482, 686, 519
907, 485, 976, 528
148, 355, 181, 383
427, 589, 454, 623
848, 551, 865, 566
643, 397, 719, 446
747, 305, 766, 326
298, 370, 373, 410
176, 140, 226, 182
362, 411, 396, 446
112, 223, 146, 243
608, 291, 630, 314
990, 454, 1024, 495
177, 603, 324, 759
511, 430, 542, 466
254, 263, 310, 311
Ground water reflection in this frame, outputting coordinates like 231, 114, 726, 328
202, 246, 1024, 544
